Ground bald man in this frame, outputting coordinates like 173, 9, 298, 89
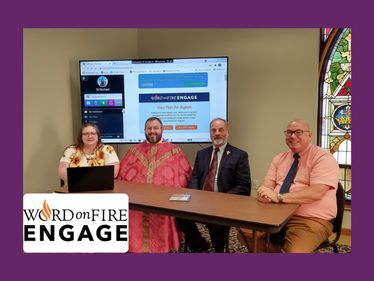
241, 119, 339, 253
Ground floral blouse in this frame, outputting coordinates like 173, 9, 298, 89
60, 144, 119, 167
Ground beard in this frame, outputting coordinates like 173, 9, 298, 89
212, 136, 227, 147
146, 133, 162, 144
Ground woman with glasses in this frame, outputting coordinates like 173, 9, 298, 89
58, 122, 119, 184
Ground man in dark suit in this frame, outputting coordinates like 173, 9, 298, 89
178, 118, 251, 252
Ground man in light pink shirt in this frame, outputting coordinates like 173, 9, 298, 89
241, 119, 339, 253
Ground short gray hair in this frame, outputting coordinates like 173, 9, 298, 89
210, 117, 229, 128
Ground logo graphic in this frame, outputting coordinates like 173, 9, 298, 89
23, 194, 128, 253
97, 76, 108, 87
41, 200, 51, 221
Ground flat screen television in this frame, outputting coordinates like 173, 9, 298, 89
79, 56, 228, 143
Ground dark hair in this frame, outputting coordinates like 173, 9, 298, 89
77, 122, 102, 149
144, 116, 163, 129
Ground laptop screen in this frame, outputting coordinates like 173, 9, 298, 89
67, 166, 114, 192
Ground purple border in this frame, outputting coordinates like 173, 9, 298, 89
3, 0, 368, 280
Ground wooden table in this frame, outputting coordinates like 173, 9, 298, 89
55, 180, 299, 252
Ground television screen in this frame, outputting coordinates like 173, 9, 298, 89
79, 57, 228, 143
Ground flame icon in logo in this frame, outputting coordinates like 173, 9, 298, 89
41, 199, 51, 221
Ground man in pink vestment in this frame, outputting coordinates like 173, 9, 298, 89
117, 117, 192, 253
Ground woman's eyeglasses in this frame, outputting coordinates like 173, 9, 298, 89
82, 132, 97, 136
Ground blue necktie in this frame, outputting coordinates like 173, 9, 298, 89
279, 153, 300, 194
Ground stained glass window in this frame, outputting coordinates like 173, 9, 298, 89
322, 28, 333, 43
319, 28, 351, 201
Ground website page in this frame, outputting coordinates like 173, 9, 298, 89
80, 57, 228, 143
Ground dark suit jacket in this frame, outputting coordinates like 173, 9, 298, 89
188, 143, 251, 195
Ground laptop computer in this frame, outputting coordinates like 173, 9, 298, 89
67, 166, 114, 192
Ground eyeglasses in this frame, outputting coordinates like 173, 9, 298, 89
82, 132, 97, 136
284, 130, 310, 137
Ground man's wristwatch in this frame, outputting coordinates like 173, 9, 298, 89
277, 193, 284, 203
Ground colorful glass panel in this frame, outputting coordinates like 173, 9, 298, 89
322, 28, 333, 42
320, 28, 351, 200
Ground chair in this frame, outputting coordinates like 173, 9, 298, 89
316, 182, 346, 253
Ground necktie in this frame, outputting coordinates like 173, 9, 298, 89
204, 147, 220, 191
279, 153, 300, 194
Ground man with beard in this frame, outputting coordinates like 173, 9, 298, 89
178, 118, 251, 252
117, 117, 191, 253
